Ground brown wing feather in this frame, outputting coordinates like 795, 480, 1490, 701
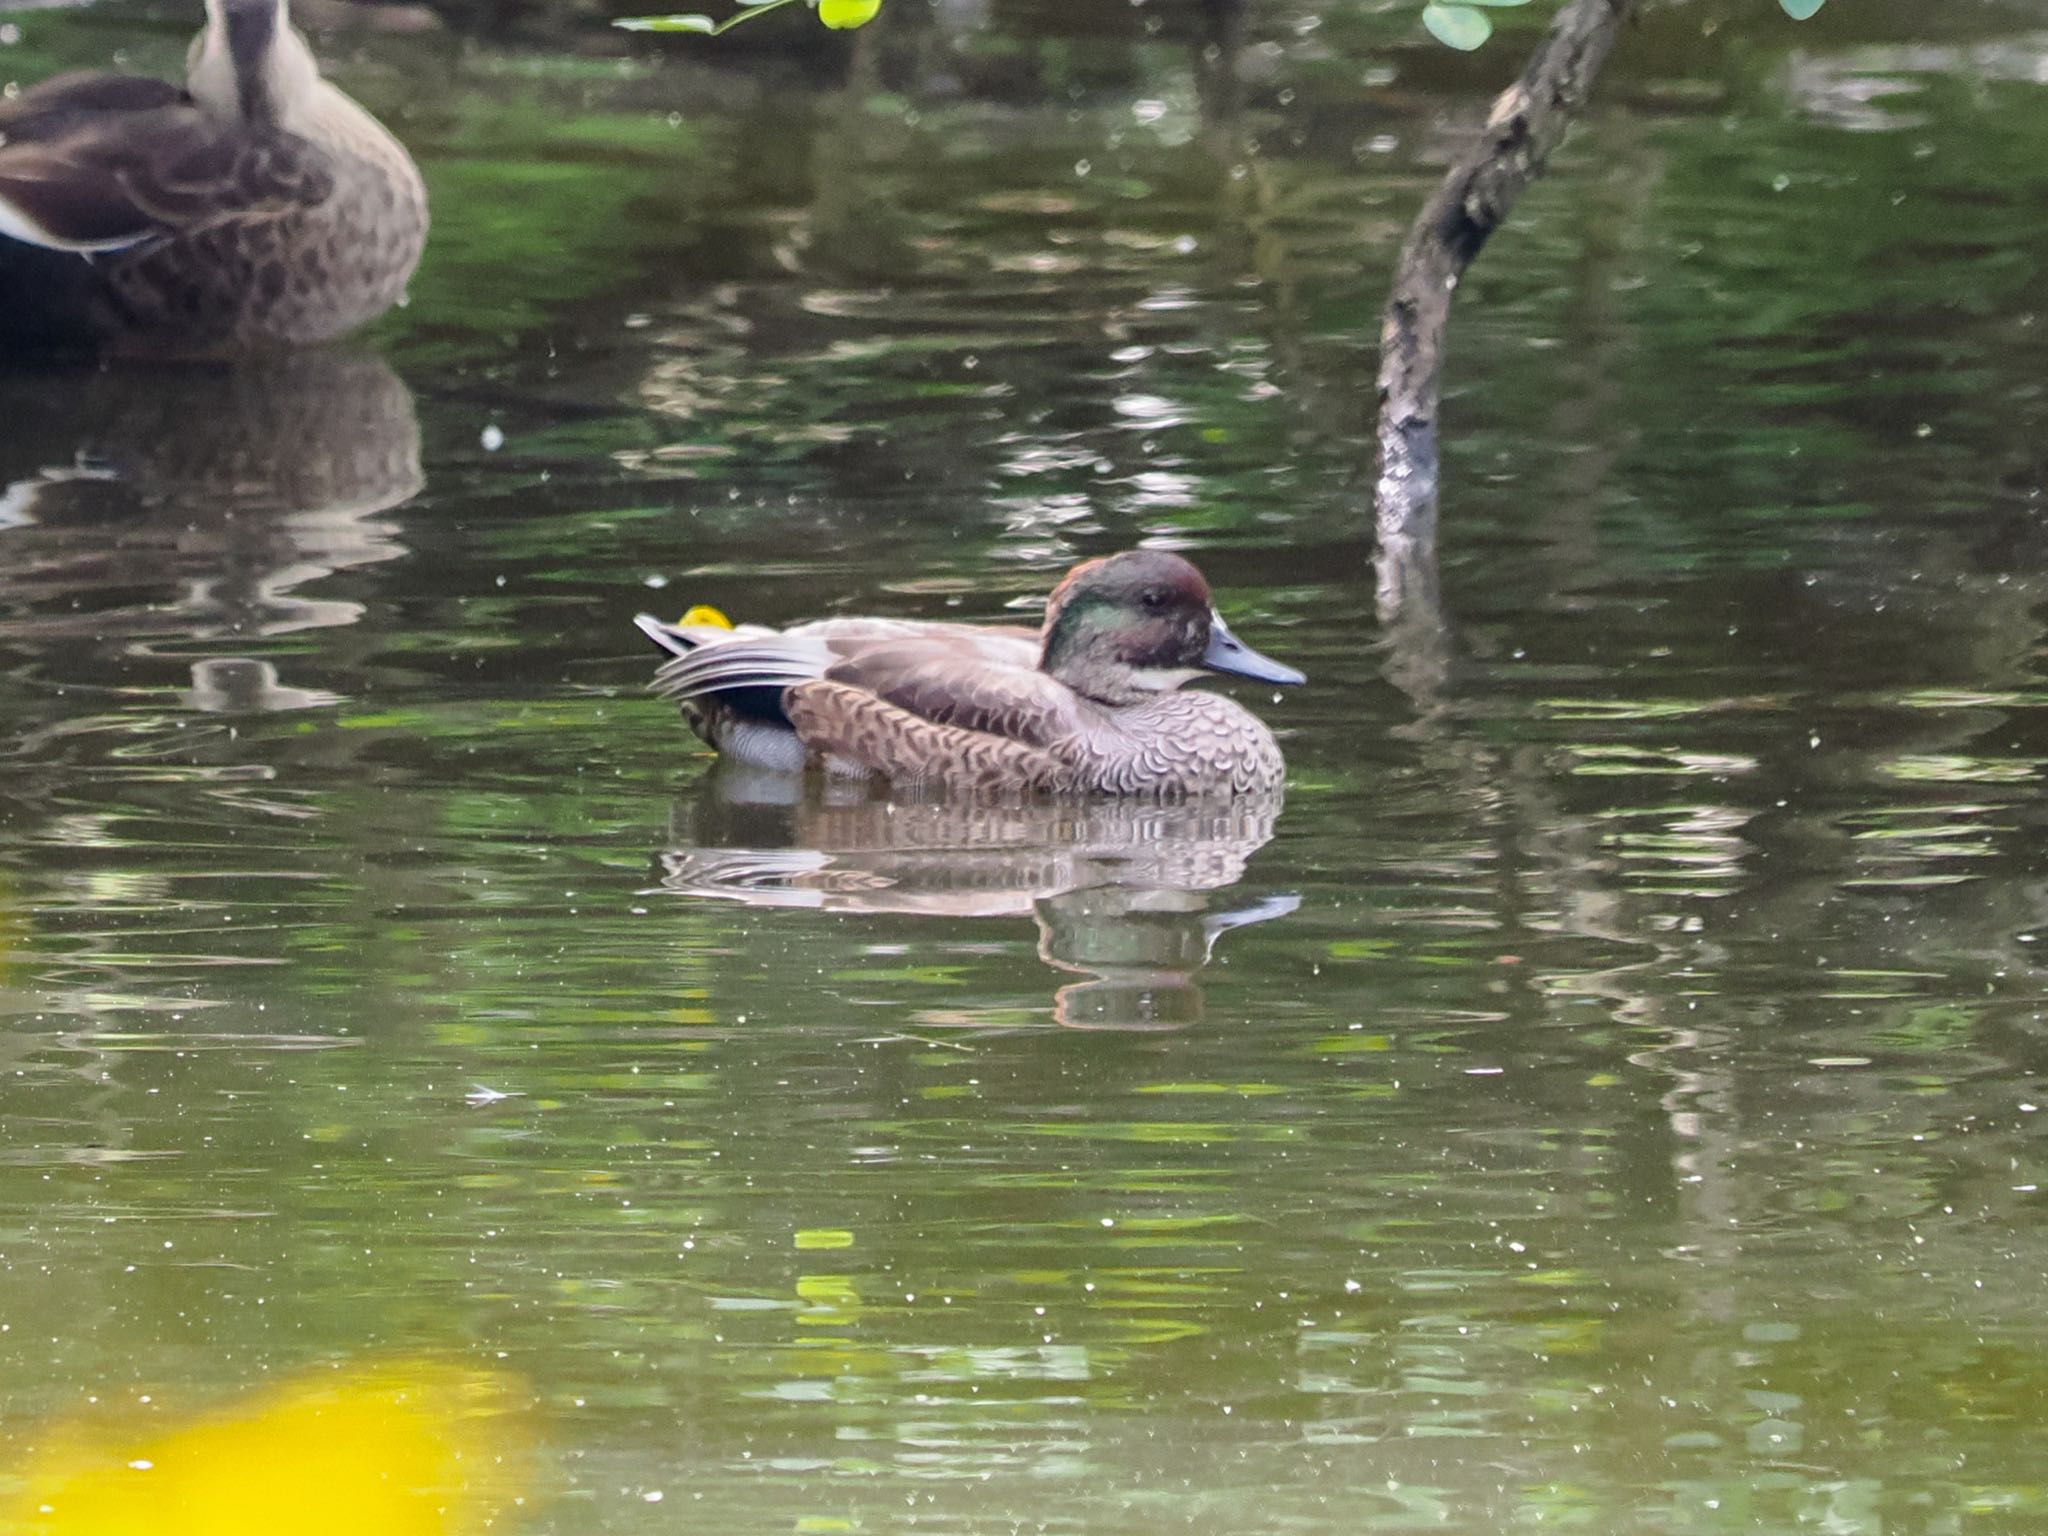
0, 101, 335, 250
0, 151, 159, 247
823, 640, 1085, 749
786, 682, 1078, 793
0, 71, 187, 139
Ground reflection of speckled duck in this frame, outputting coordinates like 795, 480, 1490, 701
0, 0, 426, 355
0, 349, 420, 652
660, 791, 1288, 918
635, 551, 1304, 797
654, 790, 1298, 1030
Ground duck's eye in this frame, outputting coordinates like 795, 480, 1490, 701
1140, 589, 1167, 612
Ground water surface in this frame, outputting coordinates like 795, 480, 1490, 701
3, 1, 2048, 1530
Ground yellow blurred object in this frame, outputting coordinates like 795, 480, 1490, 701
0, 1359, 537, 1536
676, 604, 734, 629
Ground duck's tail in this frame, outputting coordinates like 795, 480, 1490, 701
635, 609, 835, 733
631, 605, 734, 659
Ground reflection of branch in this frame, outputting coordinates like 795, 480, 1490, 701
1375, 0, 1639, 543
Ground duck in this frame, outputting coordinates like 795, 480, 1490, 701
0, 0, 427, 356
633, 549, 1304, 797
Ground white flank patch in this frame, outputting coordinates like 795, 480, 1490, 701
728, 720, 810, 774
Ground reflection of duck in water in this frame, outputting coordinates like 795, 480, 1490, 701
658, 784, 1296, 1029
0, 0, 427, 355
1036, 885, 1300, 1031
635, 550, 1303, 796
0, 350, 420, 696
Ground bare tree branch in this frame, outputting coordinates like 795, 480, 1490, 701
1375, 0, 1641, 544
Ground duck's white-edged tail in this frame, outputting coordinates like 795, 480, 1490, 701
632, 612, 696, 658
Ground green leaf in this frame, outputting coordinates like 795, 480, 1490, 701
615, 13, 717, 31
1779, 0, 1826, 16
1421, 2, 1492, 50
817, 0, 881, 25
614, 0, 807, 35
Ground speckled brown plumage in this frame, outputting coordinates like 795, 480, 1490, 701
634, 550, 1303, 798
0, 0, 426, 355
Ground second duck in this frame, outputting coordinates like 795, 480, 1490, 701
634, 550, 1304, 798
0, 0, 427, 355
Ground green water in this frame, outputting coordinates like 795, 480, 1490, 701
4, 0, 2048, 1529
